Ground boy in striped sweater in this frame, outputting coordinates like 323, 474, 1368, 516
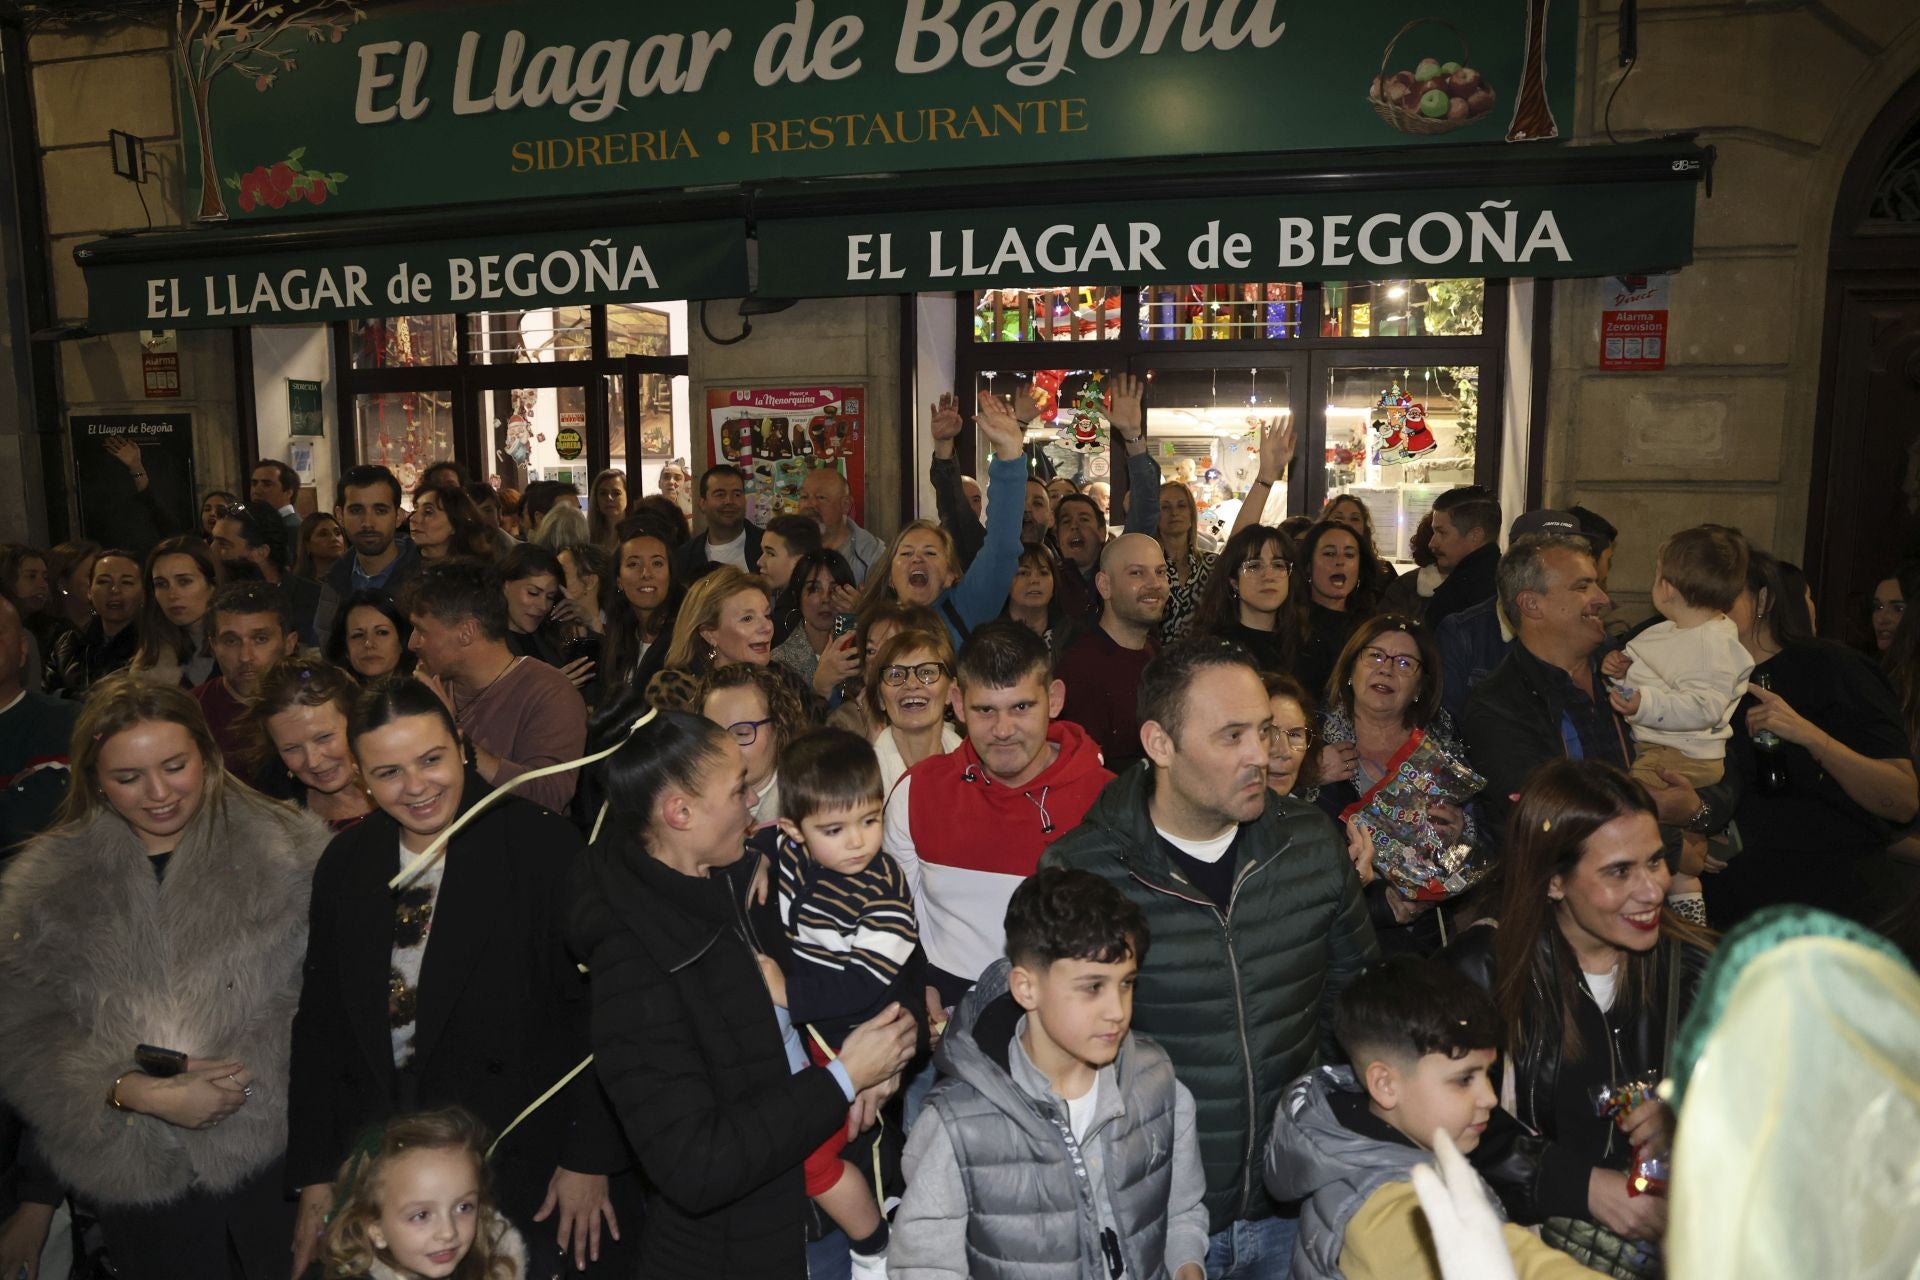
759, 728, 923, 1280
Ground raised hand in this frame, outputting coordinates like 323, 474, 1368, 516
1106, 372, 1147, 444
1250, 416, 1297, 485
975, 390, 1028, 462
929, 393, 966, 443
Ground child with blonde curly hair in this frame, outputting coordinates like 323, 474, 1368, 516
321, 1108, 526, 1280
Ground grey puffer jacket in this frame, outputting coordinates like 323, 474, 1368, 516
1265, 1066, 1436, 1279
891, 959, 1210, 1280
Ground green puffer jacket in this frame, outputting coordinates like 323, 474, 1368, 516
1042, 767, 1380, 1232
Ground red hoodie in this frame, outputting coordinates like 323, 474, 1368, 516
882, 721, 1113, 988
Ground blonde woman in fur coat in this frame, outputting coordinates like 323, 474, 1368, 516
0, 673, 330, 1280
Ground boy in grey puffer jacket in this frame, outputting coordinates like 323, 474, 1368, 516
889, 868, 1208, 1280
1263, 958, 1596, 1280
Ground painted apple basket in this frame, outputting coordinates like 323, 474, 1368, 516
1368, 18, 1497, 136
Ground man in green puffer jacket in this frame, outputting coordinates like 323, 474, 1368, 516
1044, 638, 1380, 1278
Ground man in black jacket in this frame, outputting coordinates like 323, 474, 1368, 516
1463, 534, 1725, 855
1424, 485, 1503, 629
312, 464, 423, 652
670, 464, 763, 581
1044, 639, 1378, 1277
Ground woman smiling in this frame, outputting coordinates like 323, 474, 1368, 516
286, 677, 630, 1278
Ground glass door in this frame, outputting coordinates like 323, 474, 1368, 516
1312, 352, 1494, 565
1128, 353, 1311, 547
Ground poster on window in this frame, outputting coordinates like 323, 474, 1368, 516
705, 386, 866, 527
68, 412, 198, 558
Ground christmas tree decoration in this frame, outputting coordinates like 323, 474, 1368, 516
1060, 372, 1106, 452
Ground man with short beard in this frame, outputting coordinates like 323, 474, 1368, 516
1463, 534, 1714, 853
312, 464, 422, 652
1060, 533, 1169, 772
195, 582, 298, 763
1044, 640, 1378, 1277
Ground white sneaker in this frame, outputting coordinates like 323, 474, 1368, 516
849, 1246, 889, 1280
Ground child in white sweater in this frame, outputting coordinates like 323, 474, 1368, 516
1603, 525, 1753, 922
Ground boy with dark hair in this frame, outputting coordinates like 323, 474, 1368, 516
758, 728, 920, 1280
884, 619, 1111, 1015
1264, 958, 1593, 1280
891, 867, 1208, 1280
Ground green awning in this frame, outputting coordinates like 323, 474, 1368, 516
74, 139, 1708, 330
76, 197, 750, 332
750, 139, 1710, 295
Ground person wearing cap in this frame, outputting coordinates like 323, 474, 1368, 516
1423, 487, 1503, 629
1460, 529, 1722, 859
1436, 510, 1582, 722
1566, 505, 1618, 590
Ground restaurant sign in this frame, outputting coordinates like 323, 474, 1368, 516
754, 181, 1702, 295
80, 220, 748, 331
179, 0, 1576, 221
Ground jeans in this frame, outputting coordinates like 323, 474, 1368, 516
901, 1054, 939, 1132
1205, 1213, 1299, 1280
807, 1227, 852, 1280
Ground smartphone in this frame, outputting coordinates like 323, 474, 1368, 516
565, 634, 603, 665
135, 1044, 188, 1078
832, 613, 857, 638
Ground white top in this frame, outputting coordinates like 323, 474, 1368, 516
705, 529, 750, 570
750, 772, 781, 831
389, 836, 447, 1069
1622, 615, 1755, 760
1065, 1073, 1101, 1142
873, 723, 962, 801
1156, 823, 1237, 864
1585, 964, 1619, 1014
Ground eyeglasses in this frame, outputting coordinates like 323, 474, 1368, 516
1274, 727, 1312, 749
724, 717, 774, 746
1239, 557, 1291, 576
881, 662, 952, 688
1360, 647, 1422, 674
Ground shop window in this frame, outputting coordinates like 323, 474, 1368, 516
1138, 284, 1305, 341
355, 390, 455, 491
1323, 364, 1480, 561
347, 314, 457, 369
608, 302, 672, 357
466, 307, 593, 363
973, 367, 1115, 489
973, 287, 1123, 342
1143, 365, 1295, 543
485, 383, 592, 493
1320, 279, 1484, 339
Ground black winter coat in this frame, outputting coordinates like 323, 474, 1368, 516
1443, 924, 1709, 1224
287, 774, 627, 1222
568, 840, 851, 1280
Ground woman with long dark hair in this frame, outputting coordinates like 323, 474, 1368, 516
1189, 524, 1298, 675
286, 677, 629, 1279
324, 589, 416, 682
0, 674, 328, 1278
293, 512, 347, 582
600, 517, 678, 695
588, 469, 629, 549
1708, 549, 1918, 927
771, 549, 858, 691
1292, 519, 1386, 700
567, 709, 917, 1278
46, 549, 143, 698
131, 536, 219, 689
1445, 759, 1712, 1270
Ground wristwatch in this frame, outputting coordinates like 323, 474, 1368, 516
1683, 798, 1713, 833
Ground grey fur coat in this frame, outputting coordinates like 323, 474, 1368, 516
0, 784, 329, 1207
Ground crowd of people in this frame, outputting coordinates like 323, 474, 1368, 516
0, 391, 1914, 1280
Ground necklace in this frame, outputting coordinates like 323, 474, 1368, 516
453, 654, 519, 718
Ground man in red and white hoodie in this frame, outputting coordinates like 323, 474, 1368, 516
883, 619, 1113, 1026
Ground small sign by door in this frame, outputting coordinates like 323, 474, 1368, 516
1599, 275, 1670, 371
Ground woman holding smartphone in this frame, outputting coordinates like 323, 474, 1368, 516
0, 674, 329, 1279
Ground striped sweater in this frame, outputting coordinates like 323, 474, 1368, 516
774, 831, 921, 1046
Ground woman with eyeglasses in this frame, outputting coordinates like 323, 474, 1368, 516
1187, 525, 1299, 676
700, 663, 814, 847
1263, 670, 1319, 799
1312, 615, 1477, 956
866, 629, 960, 796
1293, 518, 1387, 702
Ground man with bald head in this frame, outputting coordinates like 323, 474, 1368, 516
798, 465, 885, 584
0, 593, 76, 863
1060, 532, 1169, 771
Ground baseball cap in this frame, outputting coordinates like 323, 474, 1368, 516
1509, 508, 1581, 541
